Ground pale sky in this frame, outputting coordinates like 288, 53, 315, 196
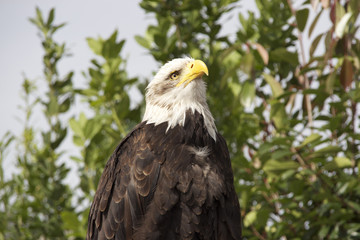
0, 0, 157, 138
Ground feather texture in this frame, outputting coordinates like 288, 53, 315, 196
87, 111, 242, 240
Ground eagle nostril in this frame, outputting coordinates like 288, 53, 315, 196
191, 64, 194, 68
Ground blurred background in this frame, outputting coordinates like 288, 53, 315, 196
1, 0, 360, 239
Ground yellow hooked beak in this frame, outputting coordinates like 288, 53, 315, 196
176, 60, 209, 87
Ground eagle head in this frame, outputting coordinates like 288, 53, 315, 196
143, 57, 216, 140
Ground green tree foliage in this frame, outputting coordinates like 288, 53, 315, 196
66, 31, 143, 236
1, 0, 360, 239
0, 8, 74, 240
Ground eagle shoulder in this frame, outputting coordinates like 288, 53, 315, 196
86, 122, 165, 240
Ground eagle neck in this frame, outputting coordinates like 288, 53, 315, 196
143, 100, 217, 141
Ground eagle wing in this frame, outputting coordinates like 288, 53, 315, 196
87, 122, 164, 240
216, 133, 242, 239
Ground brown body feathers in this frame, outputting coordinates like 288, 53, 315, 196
87, 110, 242, 240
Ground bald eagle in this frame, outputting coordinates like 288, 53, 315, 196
87, 58, 242, 240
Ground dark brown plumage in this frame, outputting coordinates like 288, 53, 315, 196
87, 111, 242, 240
87, 58, 242, 240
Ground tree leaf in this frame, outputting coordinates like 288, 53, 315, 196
135, 35, 151, 49
296, 8, 309, 32
270, 48, 299, 66
271, 149, 293, 160
254, 43, 268, 65
326, 71, 337, 94
325, 157, 352, 170
263, 73, 284, 98
349, 0, 360, 16
73, 135, 84, 147
319, 225, 331, 239
61, 211, 84, 237
334, 157, 352, 168
70, 156, 82, 163
239, 53, 254, 75
270, 101, 288, 129
154, 34, 166, 47
345, 200, 360, 213
46, 8, 55, 27
340, 57, 354, 89
84, 119, 102, 139
299, 133, 322, 148
47, 94, 58, 116
87, 37, 102, 56
35, 7, 44, 26
228, 81, 242, 96
335, 3, 346, 25
240, 80, 255, 107
69, 118, 84, 138
263, 159, 299, 175
308, 9, 323, 37
310, 33, 323, 57
59, 97, 71, 113
244, 210, 257, 227
256, 208, 270, 228
335, 12, 352, 38
312, 146, 342, 158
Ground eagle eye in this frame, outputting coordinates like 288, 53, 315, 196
169, 71, 180, 80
